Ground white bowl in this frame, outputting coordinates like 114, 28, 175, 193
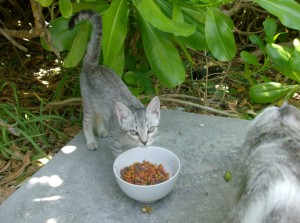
113, 146, 180, 203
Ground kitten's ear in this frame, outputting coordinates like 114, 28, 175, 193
146, 96, 160, 118
115, 102, 132, 125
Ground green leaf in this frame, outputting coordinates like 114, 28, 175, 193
109, 44, 125, 75
289, 51, 300, 72
249, 34, 265, 52
124, 71, 138, 85
59, 0, 72, 18
266, 43, 290, 66
253, 0, 300, 30
172, 4, 184, 22
240, 51, 259, 66
102, 0, 129, 73
266, 43, 300, 82
289, 41, 300, 71
63, 22, 90, 68
40, 17, 82, 52
263, 17, 277, 43
155, 0, 207, 50
205, 8, 236, 61
138, 0, 195, 37
177, 7, 208, 50
137, 5, 185, 87
36, 0, 53, 7
249, 82, 296, 103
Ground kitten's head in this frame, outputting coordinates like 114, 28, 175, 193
115, 96, 160, 147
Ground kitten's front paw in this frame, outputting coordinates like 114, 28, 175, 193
87, 141, 98, 150
97, 130, 109, 138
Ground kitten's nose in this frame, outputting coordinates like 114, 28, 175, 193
141, 140, 148, 145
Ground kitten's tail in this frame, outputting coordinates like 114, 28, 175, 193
69, 10, 102, 66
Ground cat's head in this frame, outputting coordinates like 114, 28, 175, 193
115, 96, 160, 147
251, 102, 300, 130
246, 102, 300, 147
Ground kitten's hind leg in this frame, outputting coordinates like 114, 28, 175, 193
95, 113, 108, 138
83, 113, 98, 150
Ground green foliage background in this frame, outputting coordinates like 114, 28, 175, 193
39, 0, 300, 103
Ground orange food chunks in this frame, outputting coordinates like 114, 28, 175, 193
120, 160, 169, 185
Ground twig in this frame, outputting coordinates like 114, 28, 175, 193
159, 97, 239, 117
234, 26, 264, 35
0, 0, 51, 45
160, 94, 203, 102
0, 27, 28, 52
45, 98, 82, 107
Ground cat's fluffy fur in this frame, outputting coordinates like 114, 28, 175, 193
228, 102, 300, 223
69, 10, 160, 157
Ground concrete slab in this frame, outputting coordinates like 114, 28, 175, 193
0, 110, 250, 223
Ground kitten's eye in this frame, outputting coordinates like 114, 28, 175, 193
129, 130, 138, 135
148, 126, 155, 133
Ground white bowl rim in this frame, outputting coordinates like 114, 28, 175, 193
113, 146, 181, 188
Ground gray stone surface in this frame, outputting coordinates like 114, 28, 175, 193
0, 110, 250, 223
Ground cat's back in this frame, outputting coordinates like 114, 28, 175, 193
81, 64, 142, 109
229, 103, 300, 223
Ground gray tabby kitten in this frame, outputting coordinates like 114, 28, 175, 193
69, 10, 160, 157
228, 102, 300, 223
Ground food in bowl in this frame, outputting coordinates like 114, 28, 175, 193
120, 160, 169, 185
113, 146, 180, 203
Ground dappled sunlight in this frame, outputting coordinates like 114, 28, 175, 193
33, 195, 63, 203
61, 145, 77, 154
46, 218, 58, 223
33, 66, 61, 87
28, 175, 63, 188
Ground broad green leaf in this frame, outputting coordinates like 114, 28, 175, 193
102, 0, 128, 72
263, 17, 277, 43
253, 0, 300, 30
240, 51, 259, 66
72, 1, 109, 13
289, 50, 300, 71
36, 0, 53, 7
138, 0, 195, 37
109, 44, 125, 75
181, 6, 207, 24
266, 43, 290, 66
205, 8, 236, 61
266, 43, 300, 81
63, 22, 90, 68
59, 0, 72, 18
40, 17, 83, 52
176, 28, 208, 50
172, 4, 184, 22
250, 82, 296, 103
155, 0, 207, 50
178, 7, 208, 50
137, 6, 185, 87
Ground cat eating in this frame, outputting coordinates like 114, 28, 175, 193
69, 10, 160, 157
228, 102, 300, 223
